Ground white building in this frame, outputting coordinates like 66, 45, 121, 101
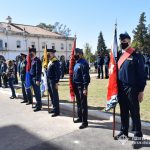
0, 17, 74, 60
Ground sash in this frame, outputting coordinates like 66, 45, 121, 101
118, 47, 135, 70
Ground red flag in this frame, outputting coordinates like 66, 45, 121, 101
69, 37, 76, 101
25, 48, 31, 89
106, 26, 118, 111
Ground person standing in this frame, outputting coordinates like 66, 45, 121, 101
97, 52, 104, 79
6, 60, 16, 99
29, 48, 42, 112
1, 59, 8, 88
73, 48, 90, 129
0, 61, 2, 87
47, 48, 61, 117
115, 32, 146, 149
104, 53, 110, 79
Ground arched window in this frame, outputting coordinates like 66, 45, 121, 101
0, 40, 3, 50
42, 42, 46, 49
16, 40, 21, 48
52, 43, 55, 49
69, 44, 72, 50
61, 43, 64, 50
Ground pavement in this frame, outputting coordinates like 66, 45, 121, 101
0, 89, 150, 150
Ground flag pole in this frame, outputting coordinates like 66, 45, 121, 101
113, 21, 117, 138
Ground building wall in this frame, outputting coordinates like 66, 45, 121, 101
0, 32, 73, 60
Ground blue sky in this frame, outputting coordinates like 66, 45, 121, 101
0, 0, 150, 52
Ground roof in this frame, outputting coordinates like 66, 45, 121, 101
0, 22, 64, 38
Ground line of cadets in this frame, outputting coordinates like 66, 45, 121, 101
0, 32, 147, 148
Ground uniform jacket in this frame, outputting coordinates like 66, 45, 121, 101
30, 57, 42, 82
47, 57, 60, 83
118, 51, 146, 92
97, 56, 104, 67
20, 60, 27, 81
73, 58, 90, 89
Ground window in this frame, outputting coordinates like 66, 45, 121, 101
52, 43, 55, 49
0, 40, 3, 50
5, 42, 7, 48
31, 42, 35, 48
61, 43, 64, 50
16, 40, 21, 48
42, 42, 46, 49
69, 44, 72, 50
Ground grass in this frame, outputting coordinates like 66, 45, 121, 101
16, 75, 150, 122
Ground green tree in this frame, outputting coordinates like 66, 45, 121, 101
97, 31, 107, 54
132, 12, 148, 52
84, 43, 95, 63
36, 23, 54, 31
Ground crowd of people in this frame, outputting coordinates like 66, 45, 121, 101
0, 32, 148, 149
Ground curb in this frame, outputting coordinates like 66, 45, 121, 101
16, 93, 150, 130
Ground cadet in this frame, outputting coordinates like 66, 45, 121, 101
29, 48, 42, 112
1, 59, 8, 88
115, 32, 146, 149
73, 48, 90, 129
104, 53, 110, 79
47, 48, 61, 117
97, 52, 104, 79
7, 60, 16, 99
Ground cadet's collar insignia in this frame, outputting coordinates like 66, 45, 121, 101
127, 56, 133, 60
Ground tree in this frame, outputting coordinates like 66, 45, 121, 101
53, 22, 71, 37
36, 23, 54, 31
84, 43, 96, 63
132, 12, 148, 52
97, 31, 107, 54
37, 22, 71, 37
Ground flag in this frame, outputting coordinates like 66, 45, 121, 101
105, 25, 118, 111
25, 48, 31, 89
41, 46, 48, 95
69, 37, 76, 101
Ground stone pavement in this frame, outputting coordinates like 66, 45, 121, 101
0, 91, 150, 150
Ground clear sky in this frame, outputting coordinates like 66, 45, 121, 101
0, 0, 150, 52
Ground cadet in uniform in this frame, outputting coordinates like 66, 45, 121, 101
7, 60, 16, 99
73, 48, 90, 129
104, 53, 110, 79
97, 52, 104, 79
115, 32, 146, 149
47, 48, 61, 117
1, 59, 8, 88
29, 48, 42, 112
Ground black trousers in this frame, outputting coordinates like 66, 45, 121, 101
21, 81, 28, 101
105, 65, 109, 79
2, 74, 8, 88
48, 80, 60, 114
74, 85, 88, 124
98, 65, 103, 79
0, 75, 2, 87
118, 85, 142, 137
8, 77, 16, 97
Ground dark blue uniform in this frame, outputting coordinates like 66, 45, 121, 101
97, 56, 104, 79
118, 51, 146, 137
30, 57, 42, 109
73, 58, 90, 125
144, 54, 150, 80
47, 57, 61, 115
104, 55, 110, 79
1, 62, 8, 88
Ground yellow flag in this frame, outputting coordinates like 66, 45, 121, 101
43, 45, 48, 68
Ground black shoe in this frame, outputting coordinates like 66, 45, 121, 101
114, 132, 128, 140
26, 102, 32, 105
96, 77, 100, 79
34, 108, 41, 112
51, 113, 59, 117
21, 101, 28, 103
74, 118, 82, 123
79, 123, 88, 129
132, 137, 143, 149
48, 110, 54, 114
10, 96, 16, 99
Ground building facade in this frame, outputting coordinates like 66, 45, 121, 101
0, 17, 74, 60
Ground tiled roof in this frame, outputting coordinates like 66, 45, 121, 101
0, 22, 63, 37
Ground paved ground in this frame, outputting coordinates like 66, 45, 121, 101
0, 90, 150, 150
